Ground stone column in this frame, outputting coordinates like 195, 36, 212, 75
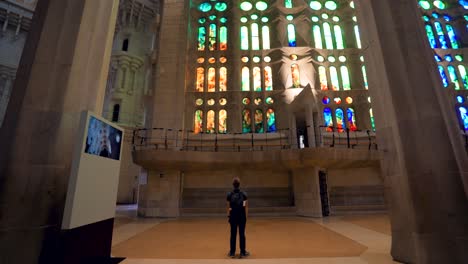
0, 0, 119, 263
357, 1, 468, 263
292, 167, 322, 217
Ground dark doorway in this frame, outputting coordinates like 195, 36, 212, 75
295, 112, 309, 148
122, 38, 129, 51
112, 104, 120, 122
319, 170, 330, 217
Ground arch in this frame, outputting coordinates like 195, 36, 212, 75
329, 66, 340, 90
323, 22, 333, 49
291, 64, 301, 88
219, 109, 227, 133
112, 104, 120, 122
194, 110, 203, 134
334, 25, 344, 49
347, 108, 357, 131
251, 23, 260, 50
262, 25, 270, 49
266, 109, 277, 132
241, 26, 249, 50
242, 67, 250, 91
340, 66, 351, 90
242, 109, 252, 133
319, 66, 328, 90
196, 67, 205, 92
313, 25, 323, 49
220, 25, 228, 50
335, 108, 346, 132
207, 110, 215, 133
255, 109, 264, 133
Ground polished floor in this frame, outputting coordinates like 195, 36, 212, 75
112, 205, 400, 264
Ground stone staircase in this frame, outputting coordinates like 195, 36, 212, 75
329, 185, 387, 215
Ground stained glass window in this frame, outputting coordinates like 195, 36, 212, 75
242, 109, 252, 133
336, 108, 345, 132
219, 67, 227, 91
267, 109, 276, 132
347, 108, 357, 131
198, 27, 206, 51
341, 66, 351, 90
242, 67, 250, 91
362, 65, 369, 89
448, 65, 461, 90
445, 24, 459, 49
319, 66, 328, 90
219, 110, 227, 133
459, 107, 468, 130
196, 67, 204, 92
215, 2, 227, 12
199, 2, 212, 12
255, 109, 264, 133
208, 24, 217, 51
323, 23, 334, 49
291, 64, 301, 88
370, 109, 375, 131
241, 26, 249, 50
313, 25, 323, 49
251, 23, 260, 50
458, 65, 468, 89
325, 1, 337, 10
194, 110, 203, 134
438, 65, 449, 87
285, 0, 293, 8
324, 108, 334, 131
220, 26, 228, 50
207, 110, 215, 133
334, 25, 344, 49
425, 24, 437, 48
256, 1, 268, 11
288, 24, 296, 47
240, 1, 253, 11
262, 26, 270, 49
330, 66, 340, 90
208, 67, 216, 92
434, 22, 448, 49
354, 25, 362, 49
264, 66, 273, 91
253, 67, 262, 91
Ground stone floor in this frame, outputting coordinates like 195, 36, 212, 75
112, 205, 401, 264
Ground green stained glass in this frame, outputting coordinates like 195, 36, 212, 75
285, 0, 293, 8
370, 109, 375, 131
332, 16, 340, 22
209, 15, 216, 20
198, 27, 206, 51
458, 65, 468, 89
330, 66, 340, 90
242, 109, 252, 133
354, 25, 362, 48
418, 1, 431, 9
313, 25, 323, 49
267, 109, 276, 132
362, 65, 368, 89
434, 0, 446, 9
455, 55, 463, 61
334, 25, 344, 49
286, 15, 294, 21
208, 24, 217, 51
255, 109, 264, 133
240, 1, 253, 11
322, 14, 329, 19
310, 1, 322, 10
251, 23, 260, 50
423, 15, 430, 22
242, 67, 250, 91
464, 15, 468, 21
256, 1, 268, 11
323, 22, 334, 49
240, 17, 248, 23
215, 2, 227, 11
325, 1, 338, 10
312, 16, 319, 22
220, 26, 227, 50
241, 26, 249, 50
220, 17, 227, 23
288, 24, 296, 47
425, 24, 437, 48
328, 56, 335, 62
448, 65, 461, 90
262, 25, 270, 49
198, 18, 206, 24
261, 17, 269, 22
251, 14, 258, 20
341, 66, 351, 90
194, 110, 203, 134
434, 21, 448, 49
199, 2, 212, 12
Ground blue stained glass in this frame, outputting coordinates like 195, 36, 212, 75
446, 24, 459, 49
432, 12, 439, 18
425, 25, 437, 48
460, 0, 468, 9
457, 95, 464, 103
324, 108, 334, 128
288, 24, 296, 47
199, 2, 212, 12
445, 55, 453, 62
438, 65, 449, 87
459, 107, 468, 130
434, 22, 448, 49
448, 65, 461, 90
443, 15, 451, 21
423, 15, 430, 22
435, 55, 442, 62
267, 109, 277, 132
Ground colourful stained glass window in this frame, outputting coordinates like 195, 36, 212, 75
242, 67, 250, 91
445, 24, 459, 49
267, 109, 276, 132
264, 66, 273, 91
209, 24, 217, 51
323, 23, 333, 49
287, 24, 296, 47
425, 24, 437, 48
322, 96, 330, 104
341, 66, 351, 90
219, 67, 227, 91
336, 108, 346, 132
256, 1, 268, 10
219, 110, 227, 133
324, 108, 334, 131
255, 109, 264, 133
362, 65, 369, 89
457, 96, 464, 103
438, 65, 449, 87
330, 66, 340, 90
242, 98, 250, 105
319, 66, 328, 90
458, 65, 468, 89
334, 25, 344, 49
196, 67, 204, 92
313, 25, 323, 49
251, 23, 260, 50
419, 1, 431, 9
242, 109, 252, 133
220, 26, 228, 50
207, 110, 215, 133
240, 1, 253, 11
215, 2, 227, 11
194, 110, 203, 134
198, 27, 206, 51
253, 67, 262, 91
434, 0, 446, 9
347, 108, 357, 131
434, 22, 448, 49
325, 1, 337, 10
199, 2, 212, 12
459, 107, 468, 130
448, 65, 461, 90
370, 109, 375, 131
241, 26, 249, 50
354, 25, 362, 49
208, 67, 216, 92
262, 26, 270, 49
285, 0, 293, 8
291, 64, 301, 88
266, 97, 274, 104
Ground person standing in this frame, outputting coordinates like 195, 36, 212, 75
227, 177, 250, 258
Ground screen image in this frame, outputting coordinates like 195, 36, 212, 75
84, 116, 122, 160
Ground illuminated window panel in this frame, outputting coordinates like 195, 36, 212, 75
354, 25, 362, 49
262, 26, 270, 49
253, 67, 262, 91
458, 65, 468, 89
242, 67, 250, 91
264, 66, 273, 91
448, 65, 461, 90
242, 109, 252, 133
433, 22, 448, 49
323, 23, 334, 49
198, 27, 206, 51
313, 25, 323, 49
219, 67, 227, 91
341, 66, 351, 90
330, 66, 340, 91
241, 26, 249, 50
459, 107, 468, 130
208, 67, 216, 92
194, 110, 203, 134
362, 65, 369, 89
207, 110, 215, 133
196, 67, 204, 92
347, 108, 357, 131
425, 24, 437, 48
209, 24, 217, 51
319, 66, 328, 90
334, 25, 344, 49
219, 110, 227, 133
287, 24, 296, 47
220, 26, 228, 50
285, 0, 292, 8
240, 1, 253, 11
267, 109, 277, 132
215, 2, 227, 11
324, 108, 334, 131
370, 109, 375, 131
291, 64, 301, 88
251, 23, 260, 50
445, 24, 459, 49
199, 2, 212, 12
336, 108, 346, 132
438, 65, 449, 87
255, 109, 264, 133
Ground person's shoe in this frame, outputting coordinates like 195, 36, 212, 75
240, 251, 250, 258
227, 252, 235, 258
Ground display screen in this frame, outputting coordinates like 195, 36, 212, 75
84, 116, 122, 160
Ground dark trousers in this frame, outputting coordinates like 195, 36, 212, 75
229, 218, 246, 254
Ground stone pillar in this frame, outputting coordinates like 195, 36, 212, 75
357, 1, 468, 263
138, 170, 181, 217
0, 0, 119, 263
292, 167, 322, 217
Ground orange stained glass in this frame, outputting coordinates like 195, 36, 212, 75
264, 66, 273, 91
253, 67, 262, 91
291, 64, 301, 88
207, 110, 215, 133
208, 67, 216, 92
196, 67, 204, 92
219, 67, 227, 91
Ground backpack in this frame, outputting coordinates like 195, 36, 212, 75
229, 191, 245, 213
